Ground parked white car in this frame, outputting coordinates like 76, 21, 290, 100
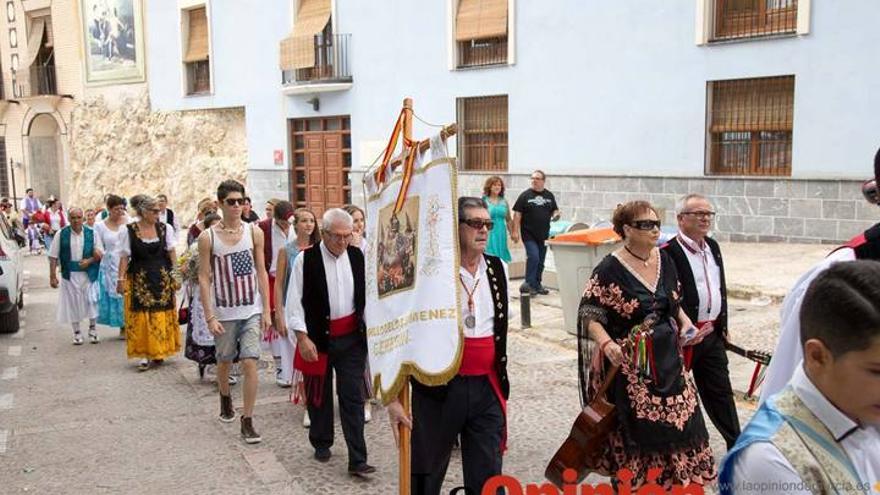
0, 213, 24, 333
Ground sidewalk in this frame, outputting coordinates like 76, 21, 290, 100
507, 241, 835, 401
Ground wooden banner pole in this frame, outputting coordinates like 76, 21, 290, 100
398, 97, 414, 495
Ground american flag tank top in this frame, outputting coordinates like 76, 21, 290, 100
211, 224, 262, 321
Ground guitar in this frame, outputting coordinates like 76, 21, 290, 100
724, 341, 772, 366
545, 325, 653, 488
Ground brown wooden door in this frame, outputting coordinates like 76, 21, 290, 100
291, 116, 351, 217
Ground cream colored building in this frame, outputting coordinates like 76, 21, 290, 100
0, 0, 145, 207
0, 0, 246, 225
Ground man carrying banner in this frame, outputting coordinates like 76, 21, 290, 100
388, 196, 511, 495
285, 208, 374, 477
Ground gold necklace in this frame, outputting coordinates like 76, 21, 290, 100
217, 221, 243, 234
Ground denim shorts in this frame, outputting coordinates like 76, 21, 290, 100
214, 313, 262, 362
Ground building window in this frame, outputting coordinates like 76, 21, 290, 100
0, 137, 8, 199
182, 6, 210, 95
455, 0, 509, 68
456, 95, 508, 171
707, 76, 794, 176
712, 0, 797, 40
279, 0, 350, 84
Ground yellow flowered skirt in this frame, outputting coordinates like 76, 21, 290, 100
124, 281, 181, 360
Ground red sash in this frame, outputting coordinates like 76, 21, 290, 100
293, 313, 358, 408
459, 336, 508, 453
683, 320, 715, 371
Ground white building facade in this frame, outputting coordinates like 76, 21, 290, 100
147, 0, 880, 242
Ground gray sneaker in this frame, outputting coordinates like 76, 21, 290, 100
241, 416, 262, 444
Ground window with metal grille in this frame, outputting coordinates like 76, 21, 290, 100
186, 60, 210, 94
455, 0, 509, 68
183, 6, 210, 95
456, 95, 508, 171
707, 76, 794, 176
712, 0, 797, 41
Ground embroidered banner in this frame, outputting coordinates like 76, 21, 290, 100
365, 136, 462, 404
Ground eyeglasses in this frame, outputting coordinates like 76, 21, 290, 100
681, 211, 716, 219
326, 231, 353, 242
630, 220, 661, 231
460, 218, 494, 231
224, 198, 246, 206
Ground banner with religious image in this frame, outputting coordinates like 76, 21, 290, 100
364, 137, 461, 404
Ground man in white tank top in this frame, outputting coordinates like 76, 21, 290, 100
198, 180, 272, 444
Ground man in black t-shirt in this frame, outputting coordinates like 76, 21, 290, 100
512, 170, 560, 295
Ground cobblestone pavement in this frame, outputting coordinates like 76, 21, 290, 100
0, 243, 832, 494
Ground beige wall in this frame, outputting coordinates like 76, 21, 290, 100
69, 91, 247, 227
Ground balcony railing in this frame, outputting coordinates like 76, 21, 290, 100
282, 33, 352, 86
457, 37, 508, 69
29, 65, 57, 96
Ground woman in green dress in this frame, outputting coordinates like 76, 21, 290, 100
482, 176, 512, 263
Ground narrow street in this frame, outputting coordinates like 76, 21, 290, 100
1, 252, 769, 494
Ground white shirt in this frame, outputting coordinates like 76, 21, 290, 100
676, 233, 722, 322
117, 223, 177, 257
48, 227, 105, 262
159, 209, 180, 242
269, 220, 288, 275
760, 248, 857, 403
459, 257, 510, 338
48, 210, 64, 232
286, 243, 355, 334
732, 365, 880, 494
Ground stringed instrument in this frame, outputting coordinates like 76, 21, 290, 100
545, 363, 619, 487
545, 323, 655, 488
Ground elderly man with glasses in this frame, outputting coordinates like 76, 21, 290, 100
662, 193, 741, 450
511, 170, 560, 295
285, 207, 374, 477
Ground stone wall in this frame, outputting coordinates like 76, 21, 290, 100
351, 170, 879, 244
69, 92, 247, 226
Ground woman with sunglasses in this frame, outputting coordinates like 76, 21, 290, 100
576, 200, 715, 488
117, 195, 181, 371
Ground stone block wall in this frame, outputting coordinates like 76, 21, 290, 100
69, 92, 247, 227
352, 170, 879, 244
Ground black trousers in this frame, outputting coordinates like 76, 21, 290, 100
690, 331, 741, 449
307, 332, 368, 469
411, 375, 503, 495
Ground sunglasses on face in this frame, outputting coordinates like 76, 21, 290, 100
630, 220, 661, 231
863, 179, 878, 205
224, 198, 246, 206
461, 218, 494, 231
681, 210, 716, 219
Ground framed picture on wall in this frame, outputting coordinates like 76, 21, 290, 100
79, 0, 146, 84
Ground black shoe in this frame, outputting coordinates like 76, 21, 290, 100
219, 394, 236, 423
314, 447, 331, 463
348, 463, 376, 477
535, 285, 550, 295
240, 416, 262, 444
519, 282, 535, 295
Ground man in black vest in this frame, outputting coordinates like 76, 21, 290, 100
284, 208, 373, 477
156, 194, 179, 239
388, 196, 510, 495
662, 193, 740, 449
761, 147, 880, 401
